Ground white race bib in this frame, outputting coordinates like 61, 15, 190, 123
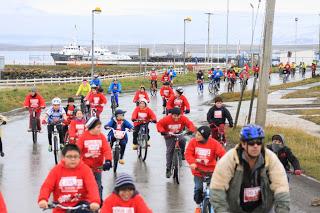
112, 207, 135, 213
243, 186, 261, 203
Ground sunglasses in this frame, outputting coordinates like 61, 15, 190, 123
246, 139, 263, 146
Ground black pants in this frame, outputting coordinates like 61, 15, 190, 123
133, 124, 150, 145
47, 124, 64, 145
0, 137, 3, 153
110, 138, 126, 159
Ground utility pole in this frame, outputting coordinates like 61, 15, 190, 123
318, 14, 320, 60
255, 0, 276, 127
225, 0, 230, 65
205, 12, 213, 64
295, 17, 298, 63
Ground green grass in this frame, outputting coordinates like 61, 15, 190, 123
282, 85, 320, 99
290, 109, 320, 116
300, 116, 320, 125
226, 126, 320, 180
0, 72, 195, 113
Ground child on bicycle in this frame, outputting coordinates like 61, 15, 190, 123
38, 144, 100, 213
42, 98, 67, 152
196, 70, 204, 92
166, 87, 190, 115
267, 134, 302, 175
159, 81, 174, 114
62, 97, 76, 141
108, 79, 122, 107
185, 126, 226, 213
132, 85, 150, 106
85, 85, 107, 119
157, 107, 196, 178
131, 98, 157, 150
206, 96, 233, 146
212, 66, 223, 89
150, 67, 158, 89
101, 173, 152, 213
104, 109, 133, 165
68, 109, 86, 144
77, 117, 112, 202
0, 114, 8, 157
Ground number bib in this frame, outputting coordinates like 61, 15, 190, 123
112, 207, 135, 213
214, 110, 222, 119
243, 186, 261, 203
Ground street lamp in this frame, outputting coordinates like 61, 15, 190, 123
294, 17, 298, 63
318, 14, 320, 61
250, 3, 254, 68
183, 17, 192, 72
91, 7, 102, 78
225, 0, 229, 65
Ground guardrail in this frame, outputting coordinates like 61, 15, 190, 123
0, 68, 185, 86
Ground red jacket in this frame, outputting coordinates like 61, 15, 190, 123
227, 72, 237, 80
77, 131, 112, 173
133, 91, 150, 103
161, 73, 170, 82
101, 192, 152, 213
284, 64, 291, 71
0, 192, 7, 213
156, 114, 196, 134
23, 93, 46, 113
131, 107, 157, 126
150, 71, 158, 81
253, 66, 260, 73
38, 161, 100, 213
166, 95, 190, 113
185, 138, 226, 177
68, 118, 86, 140
159, 86, 174, 99
86, 93, 107, 112
240, 71, 250, 80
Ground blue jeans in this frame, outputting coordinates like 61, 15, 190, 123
94, 172, 103, 201
111, 93, 119, 106
194, 176, 204, 204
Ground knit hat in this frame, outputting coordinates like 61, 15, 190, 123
170, 107, 181, 115
85, 117, 100, 130
114, 173, 135, 192
197, 126, 211, 141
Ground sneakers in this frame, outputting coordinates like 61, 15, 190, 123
48, 145, 52, 152
0, 152, 4, 157
119, 159, 125, 165
27, 128, 32, 132
147, 140, 151, 147
132, 144, 138, 150
166, 168, 171, 178
194, 207, 201, 213
162, 110, 166, 114
60, 144, 64, 150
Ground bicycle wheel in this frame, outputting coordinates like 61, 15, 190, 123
31, 117, 37, 144
173, 151, 181, 184
64, 132, 70, 145
227, 82, 232, 93
111, 98, 116, 116
208, 82, 213, 94
53, 136, 59, 165
140, 136, 148, 161
201, 198, 213, 213
113, 146, 120, 173
137, 137, 142, 159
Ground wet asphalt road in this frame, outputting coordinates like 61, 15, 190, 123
1, 71, 319, 212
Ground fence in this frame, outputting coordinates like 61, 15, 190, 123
0, 68, 185, 86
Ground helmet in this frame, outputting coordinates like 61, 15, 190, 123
240, 124, 265, 142
94, 74, 99, 78
30, 86, 37, 93
113, 78, 118, 82
91, 84, 97, 89
115, 109, 126, 116
52, 97, 62, 105
176, 87, 184, 94
163, 81, 170, 86
216, 66, 220, 69
139, 98, 148, 105
67, 97, 74, 103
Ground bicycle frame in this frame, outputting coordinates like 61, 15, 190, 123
44, 202, 90, 212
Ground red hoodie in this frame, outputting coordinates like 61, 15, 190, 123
132, 90, 150, 103
159, 86, 174, 99
150, 71, 158, 81
68, 118, 86, 140
161, 73, 170, 82
166, 95, 190, 113
131, 107, 157, 126
0, 192, 7, 213
101, 192, 152, 213
185, 138, 226, 177
156, 114, 196, 134
86, 93, 107, 112
77, 131, 112, 173
23, 93, 46, 113
38, 161, 100, 213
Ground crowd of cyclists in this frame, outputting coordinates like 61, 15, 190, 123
0, 63, 311, 212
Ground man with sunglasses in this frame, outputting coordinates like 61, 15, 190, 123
210, 124, 290, 213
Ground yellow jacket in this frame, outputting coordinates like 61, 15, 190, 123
76, 83, 91, 96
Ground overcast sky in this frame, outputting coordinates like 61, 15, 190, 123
0, 0, 319, 45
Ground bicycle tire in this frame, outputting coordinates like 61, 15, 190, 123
64, 132, 70, 145
201, 198, 213, 213
113, 146, 120, 173
141, 137, 148, 161
208, 82, 213, 94
137, 136, 142, 159
31, 117, 37, 144
111, 97, 117, 116
53, 135, 59, 165
173, 151, 181, 184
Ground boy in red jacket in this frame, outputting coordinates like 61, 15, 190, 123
157, 107, 196, 178
38, 144, 100, 213
68, 109, 86, 144
132, 85, 150, 106
0, 192, 7, 213
101, 173, 152, 213
131, 98, 157, 150
166, 87, 190, 114
185, 126, 226, 213
85, 85, 107, 119
23, 87, 46, 132
77, 117, 112, 201
159, 81, 174, 114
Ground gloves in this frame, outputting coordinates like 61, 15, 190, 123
186, 131, 194, 136
184, 109, 190, 114
132, 119, 137, 122
104, 125, 110, 130
151, 120, 157, 123
41, 119, 47, 125
161, 132, 168, 136
294, 170, 302, 175
103, 160, 112, 171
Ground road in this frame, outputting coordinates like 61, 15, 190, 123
0, 71, 319, 212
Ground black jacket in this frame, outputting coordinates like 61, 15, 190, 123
207, 105, 233, 126
267, 144, 301, 171
196, 72, 204, 80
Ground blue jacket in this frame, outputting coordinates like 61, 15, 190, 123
105, 118, 133, 141
167, 69, 177, 80
212, 70, 223, 79
90, 78, 102, 87
108, 82, 122, 93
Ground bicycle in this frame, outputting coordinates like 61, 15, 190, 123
80, 96, 90, 120
282, 71, 289, 84
136, 121, 149, 161
48, 122, 62, 165
43, 202, 93, 212
110, 92, 118, 116
150, 81, 157, 96
239, 78, 247, 91
210, 123, 226, 147
227, 78, 235, 93
196, 168, 214, 213
89, 106, 97, 118
197, 79, 204, 95
29, 107, 40, 144
105, 127, 129, 173
169, 131, 186, 184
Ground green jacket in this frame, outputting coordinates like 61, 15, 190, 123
210, 145, 290, 213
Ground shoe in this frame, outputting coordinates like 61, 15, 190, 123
194, 207, 201, 213
48, 145, 52, 152
27, 128, 32, 132
147, 140, 151, 147
162, 110, 165, 114
60, 144, 64, 150
119, 159, 125, 165
166, 168, 171, 178
181, 153, 185, 160
0, 152, 4, 157
132, 144, 138, 150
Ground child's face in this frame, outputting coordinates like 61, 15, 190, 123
215, 102, 223, 108
119, 188, 134, 201
53, 104, 60, 110
63, 150, 80, 168
76, 111, 83, 119
116, 114, 124, 121
195, 132, 204, 142
68, 102, 74, 106
89, 124, 101, 135
272, 139, 282, 145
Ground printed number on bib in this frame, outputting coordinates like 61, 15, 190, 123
214, 111, 222, 119
112, 207, 135, 213
243, 186, 261, 203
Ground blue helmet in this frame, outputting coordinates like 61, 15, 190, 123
240, 124, 265, 141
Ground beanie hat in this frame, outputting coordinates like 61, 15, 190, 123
85, 117, 100, 130
197, 126, 211, 141
114, 173, 135, 192
170, 107, 181, 115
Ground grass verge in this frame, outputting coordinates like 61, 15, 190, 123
282, 85, 320, 99
300, 116, 320, 125
0, 72, 195, 113
226, 126, 320, 180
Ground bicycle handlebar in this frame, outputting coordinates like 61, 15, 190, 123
104, 127, 132, 133
43, 203, 90, 211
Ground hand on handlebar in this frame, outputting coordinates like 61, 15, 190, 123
41, 119, 47, 125
38, 200, 48, 209
190, 163, 197, 170
294, 170, 302, 176
90, 203, 100, 211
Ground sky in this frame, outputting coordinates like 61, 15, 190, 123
0, 0, 319, 46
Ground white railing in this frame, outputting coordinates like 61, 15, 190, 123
0, 68, 185, 86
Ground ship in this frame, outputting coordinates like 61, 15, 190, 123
50, 42, 89, 61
